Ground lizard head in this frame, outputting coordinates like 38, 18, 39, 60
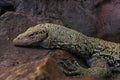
13, 25, 48, 46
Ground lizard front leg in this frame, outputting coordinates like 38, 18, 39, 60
62, 56, 111, 78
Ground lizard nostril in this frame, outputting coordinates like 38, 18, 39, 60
17, 37, 21, 39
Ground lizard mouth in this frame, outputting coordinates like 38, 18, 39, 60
13, 37, 31, 46
13, 38, 41, 47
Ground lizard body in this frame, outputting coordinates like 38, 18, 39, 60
13, 23, 120, 77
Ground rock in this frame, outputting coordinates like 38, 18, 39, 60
97, 0, 120, 43
14, 0, 105, 36
14, 0, 36, 16
0, 57, 68, 80
61, 0, 97, 36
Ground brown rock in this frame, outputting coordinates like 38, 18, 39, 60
0, 57, 68, 80
97, 0, 120, 43
14, 0, 104, 36
14, 0, 36, 16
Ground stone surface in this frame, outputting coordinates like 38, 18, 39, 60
97, 0, 120, 43
14, 0, 104, 36
0, 57, 67, 80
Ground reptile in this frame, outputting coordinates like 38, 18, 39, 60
13, 23, 120, 77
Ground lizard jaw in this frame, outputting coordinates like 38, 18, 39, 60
13, 35, 31, 46
13, 33, 35, 46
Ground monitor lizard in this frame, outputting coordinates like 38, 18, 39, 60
13, 23, 120, 77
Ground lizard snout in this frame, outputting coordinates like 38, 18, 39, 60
13, 35, 30, 46
13, 36, 23, 46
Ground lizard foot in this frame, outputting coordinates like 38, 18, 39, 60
62, 66, 111, 77
62, 66, 85, 76
59, 59, 85, 76
60, 59, 80, 70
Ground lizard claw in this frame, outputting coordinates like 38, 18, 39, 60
62, 68, 81, 76
59, 59, 80, 71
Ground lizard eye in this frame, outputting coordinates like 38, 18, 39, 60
29, 33, 34, 37
28, 30, 47, 38
28, 32, 38, 37
38, 30, 46, 34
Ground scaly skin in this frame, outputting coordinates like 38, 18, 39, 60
13, 23, 120, 77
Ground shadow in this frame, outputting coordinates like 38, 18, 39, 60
14, 45, 47, 50
0, 1, 15, 15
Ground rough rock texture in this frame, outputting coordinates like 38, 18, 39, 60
14, 0, 102, 36
0, 12, 36, 57
97, 0, 120, 43
0, 57, 68, 80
